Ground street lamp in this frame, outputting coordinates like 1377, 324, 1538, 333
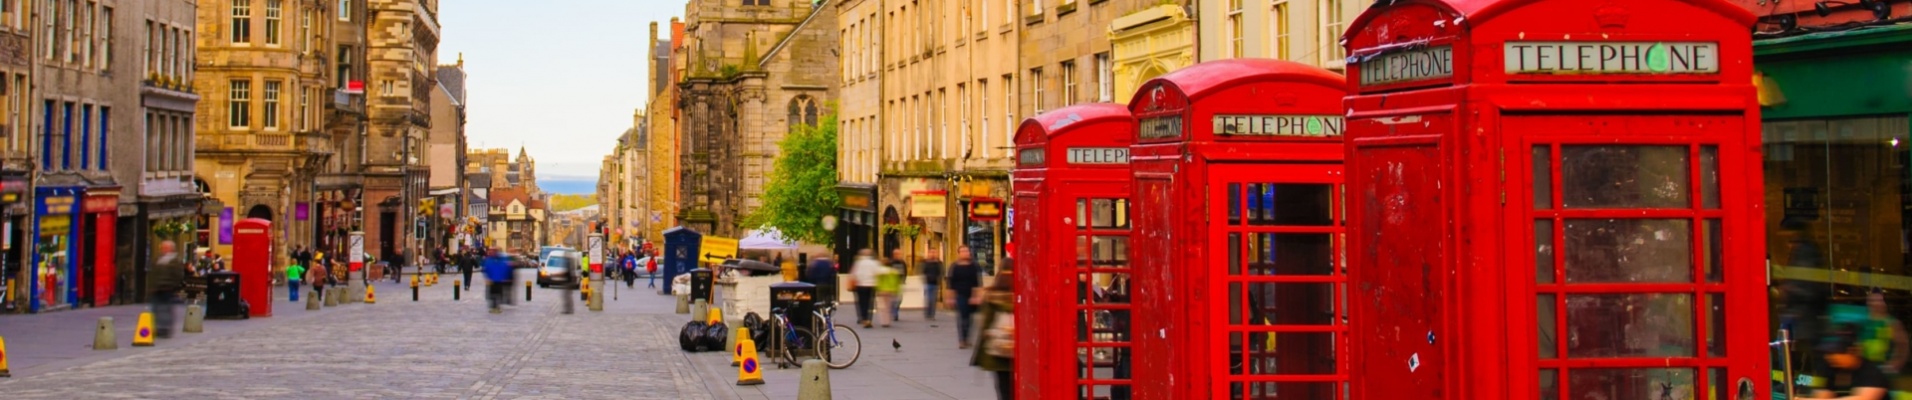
821, 215, 838, 231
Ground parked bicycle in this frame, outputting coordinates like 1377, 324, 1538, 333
768, 301, 862, 369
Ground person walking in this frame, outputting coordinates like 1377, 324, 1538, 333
919, 250, 945, 321
947, 247, 985, 348
1861, 290, 1909, 377
483, 249, 513, 313
1806, 324, 1892, 400
149, 241, 187, 339
875, 257, 902, 328
970, 270, 1017, 399
802, 253, 837, 303
646, 255, 660, 289
462, 250, 478, 290
286, 261, 306, 302
307, 260, 329, 303
849, 249, 882, 329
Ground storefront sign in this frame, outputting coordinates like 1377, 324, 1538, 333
969, 199, 1005, 221
82, 195, 116, 213
296, 203, 309, 220
38, 215, 69, 235
219, 207, 234, 244
1138, 116, 1185, 139
1213, 115, 1345, 137
1504, 42, 1719, 75
842, 192, 872, 210
1066, 147, 1130, 164
1018, 148, 1046, 166
910, 191, 947, 218
1359, 46, 1454, 86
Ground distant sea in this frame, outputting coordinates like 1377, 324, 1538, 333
539, 179, 598, 195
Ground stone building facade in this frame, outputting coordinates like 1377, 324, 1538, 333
675, 0, 837, 238
0, 0, 33, 311
128, 0, 208, 307
1193, 0, 1361, 69
361, 0, 436, 263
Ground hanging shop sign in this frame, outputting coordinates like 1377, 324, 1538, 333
969, 199, 1005, 221
909, 191, 947, 218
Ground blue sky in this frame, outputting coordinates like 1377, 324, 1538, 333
439, 1, 682, 192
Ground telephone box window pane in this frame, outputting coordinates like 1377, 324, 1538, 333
1230, 282, 1244, 324
1234, 331, 1336, 376
1090, 199, 1130, 229
1705, 293, 1724, 357
1229, 233, 1243, 276
1537, 219, 1555, 283
1535, 146, 1552, 209
1700, 145, 1720, 209
1245, 233, 1333, 276
1249, 183, 1334, 226
1707, 367, 1725, 400
1087, 236, 1129, 266
1538, 294, 1557, 359
1230, 382, 1335, 400
1566, 368, 1694, 399
1076, 349, 1133, 380
1566, 294, 1695, 358
1539, 369, 1560, 400
1703, 219, 1722, 283
1076, 199, 1088, 229
1228, 183, 1242, 225
1561, 146, 1689, 209
1081, 272, 1131, 305
1243, 282, 1335, 325
1564, 219, 1693, 283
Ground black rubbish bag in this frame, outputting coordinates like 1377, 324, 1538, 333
742, 312, 771, 345
680, 321, 705, 352
699, 322, 729, 352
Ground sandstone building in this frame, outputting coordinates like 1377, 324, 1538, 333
360, 0, 437, 262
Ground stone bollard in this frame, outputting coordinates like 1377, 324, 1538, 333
93, 317, 117, 350
588, 288, 604, 312
307, 293, 321, 310
797, 359, 832, 400
182, 305, 205, 333
324, 289, 339, 307
339, 287, 352, 304
675, 293, 690, 314
691, 300, 709, 323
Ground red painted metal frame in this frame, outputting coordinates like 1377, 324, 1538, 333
1126, 59, 1348, 399
1343, 1, 1766, 399
1012, 103, 1138, 400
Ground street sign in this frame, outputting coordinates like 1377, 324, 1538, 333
701, 236, 739, 263
588, 234, 605, 273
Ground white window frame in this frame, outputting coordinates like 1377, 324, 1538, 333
958, 83, 969, 160
1320, 0, 1347, 68
264, 0, 281, 46
1227, 0, 1244, 58
97, 6, 109, 69
231, 0, 252, 45
229, 80, 251, 129
1095, 52, 1112, 102
1271, 0, 1290, 60
339, 0, 351, 21
1031, 68, 1044, 114
1001, 74, 1013, 157
1061, 61, 1077, 105
263, 80, 281, 129
978, 79, 989, 159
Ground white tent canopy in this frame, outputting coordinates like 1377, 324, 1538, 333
739, 228, 799, 250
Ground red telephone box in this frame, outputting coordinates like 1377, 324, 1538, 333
1011, 103, 1137, 400
232, 218, 274, 317
1127, 59, 1348, 399
1342, 1, 1765, 399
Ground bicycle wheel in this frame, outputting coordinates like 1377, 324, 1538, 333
778, 326, 816, 367
816, 324, 862, 369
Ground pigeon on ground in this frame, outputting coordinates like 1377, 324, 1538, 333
892, 339, 902, 352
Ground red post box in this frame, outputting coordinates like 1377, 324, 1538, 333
1126, 59, 1348, 399
232, 218, 274, 317
1012, 103, 1137, 400
1342, 1, 1765, 399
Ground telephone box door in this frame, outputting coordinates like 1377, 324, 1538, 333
1064, 191, 1135, 400
1208, 164, 1347, 399
232, 218, 273, 317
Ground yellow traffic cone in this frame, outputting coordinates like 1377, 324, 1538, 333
736, 328, 764, 386
365, 285, 376, 304
132, 312, 157, 347
0, 335, 12, 377
732, 327, 749, 367
581, 278, 591, 301
708, 307, 724, 325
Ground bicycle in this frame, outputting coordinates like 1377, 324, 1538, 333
769, 301, 862, 369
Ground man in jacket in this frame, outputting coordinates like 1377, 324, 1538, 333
849, 249, 883, 328
946, 247, 985, 348
148, 241, 187, 339
483, 249, 514, 313
802, 254, 838, 305
918, 250, 945, 321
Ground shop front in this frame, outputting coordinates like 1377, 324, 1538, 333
32, 187, 80, 312
81, 189, 119, 308
1, 172, 29, 313
834, 185, 878, 265
138, 174, 205, 304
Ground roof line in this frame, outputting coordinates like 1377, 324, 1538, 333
437, 83, 464, 107
759, 0, 831, 69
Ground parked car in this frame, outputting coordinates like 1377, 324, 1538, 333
537, 250, 581, 288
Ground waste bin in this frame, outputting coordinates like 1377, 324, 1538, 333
769, 282, 817, 331
204, 272, 247, 319
689, 267, 714, 303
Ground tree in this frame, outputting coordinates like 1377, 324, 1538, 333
746, 112, 840, 245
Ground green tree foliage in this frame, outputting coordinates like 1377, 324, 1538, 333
745, 112, 841, 245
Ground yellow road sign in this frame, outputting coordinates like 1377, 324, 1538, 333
701, 236, 739, 263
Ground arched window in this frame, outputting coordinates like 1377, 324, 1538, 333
789, 95, 819, 128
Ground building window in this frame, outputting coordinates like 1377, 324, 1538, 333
60, 101, 72, 170
789, 95, 819, 128
145, 113, 156, 172
1271, 1, 1290, 60
958, 83, 969, 158
96, 106, 107, 170
742, 0, 767, 5
79, 104, 89, 169
264, 0, 280, 46
338, 0, 350, 21
1320, 0, 1347, 67
3, 0, 19, 30
1095, 52, 1112, 102
978, 79, 989, 158
41, 0, 53, 59
1031, 68, 1045, 114
337, 46, 353, 87
64, 0, 77, 62
300, 8, 311, 52
79, 1, 91, 66
39, 100, 50, 169
1002, 74, 1014, 153
144, 21, 154, 75
231, 0, 252, 44
98, 6, 110, 69
1061, 61, 1078, 105
297, 86, 308, 130
380, 80, 394, 97
1227, 0, 1245, 58
229, 80, 251, 128
263, 80, 281, 129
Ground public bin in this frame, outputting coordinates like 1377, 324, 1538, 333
1012, 103, 1138, 400
203, 272, 247, 319
1341, 0, 1767, 399
769, 282, 817, 332
689, 267, 714, 303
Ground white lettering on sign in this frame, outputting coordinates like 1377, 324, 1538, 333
1066, 148, 1130, 164
1213, 115, 1345, 137
1138, 116, 1185, 139
1504, 42, 1719, 75
1359, 46, 1454, 86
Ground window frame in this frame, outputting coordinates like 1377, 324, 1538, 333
231, 0, 253, 45
229, 79, 252, 129
263, 0, 281, 46
263, 80, 281, 129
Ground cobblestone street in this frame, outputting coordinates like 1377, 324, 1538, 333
0, 272, 994, 399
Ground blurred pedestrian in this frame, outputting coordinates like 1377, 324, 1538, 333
483, 249, 512, 313
1861, 291, 1908, 376
876, 256, 901, 328
308, 260, 329, 303
970, 269, 1016, 400
646, 255, 660, 289
947, 247, 984, 348
286, 261, 306, 302
802, 254, 837, 301
149, 241, 186, 339
849, 249, 882, 328
919, 250, 944, 321
1806, 323, 1891, 399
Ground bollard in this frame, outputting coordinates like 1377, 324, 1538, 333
736, 327, 764, 386
93, 317, 117, 350
324, 289, 340, 307
675, 293, 690, 314
412, 276, 420, 302
691, 300, 709, 323
588, 289, 604, 312
0, 335, 12, 377
526, 281, 533, 301
307, 293, 321, 310
729, 323, 746, 366
183, 305, 205, 333
132, 312, 156, 347
453, 280, 461, 301
797, 359, 832, 399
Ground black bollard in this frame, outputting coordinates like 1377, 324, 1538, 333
525, 281, 532, 301
453, 280, 461, 301
412, 284, 420, 302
